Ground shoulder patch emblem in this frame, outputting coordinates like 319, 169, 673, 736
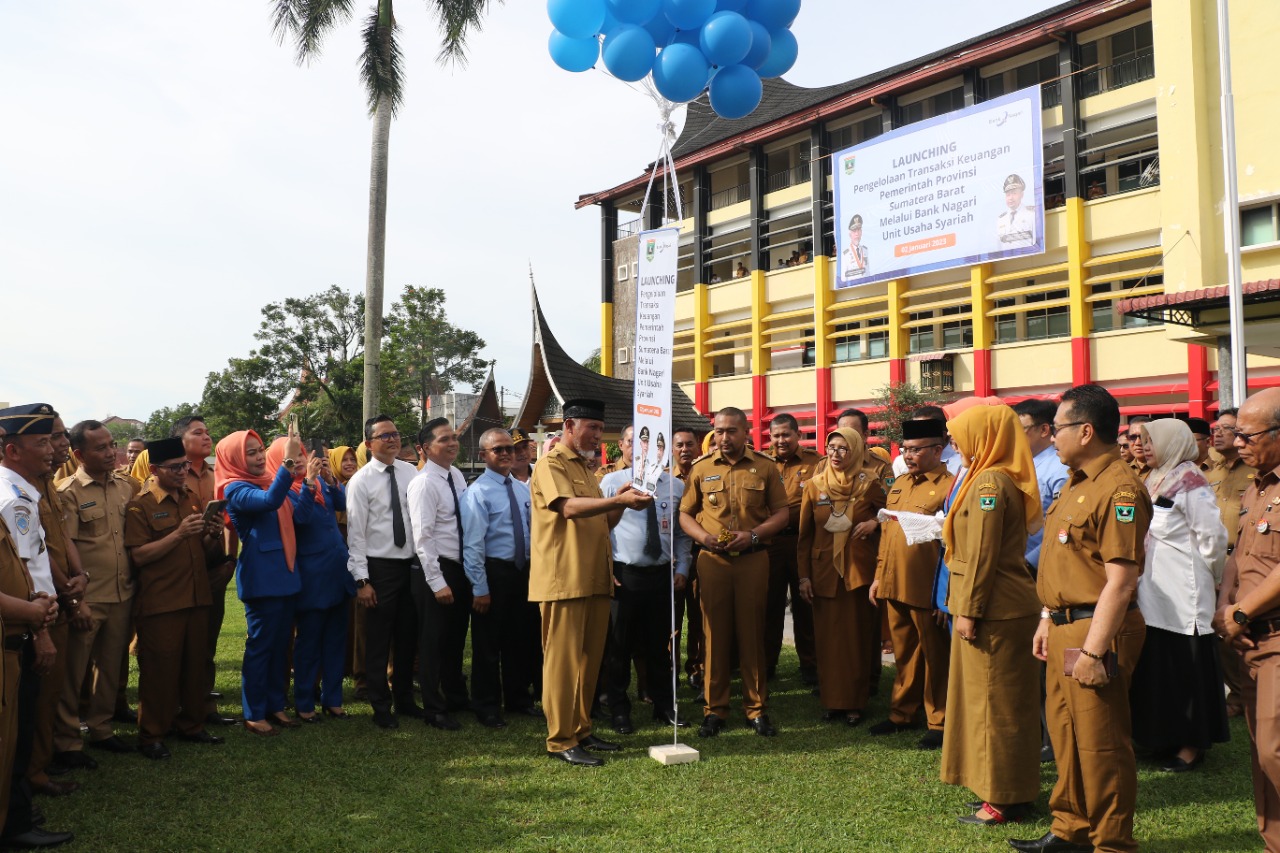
883, 476, 895, 488
979, 494, 997, 512
1113, 488, 1136, 524
13, 506, 30, 535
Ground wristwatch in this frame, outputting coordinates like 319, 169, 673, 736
283, 458, 296, 470
1233, 606, 1250, 626
356, 579, 369, 589
749, 530, 760, 548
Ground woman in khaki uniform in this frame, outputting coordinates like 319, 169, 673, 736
940, 405, 1043, 826
797, 427, 886, 725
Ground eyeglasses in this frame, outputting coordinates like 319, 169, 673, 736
371, 432, 401, 443
1233, 426, 1280, 445
1126, 433, 1141, 441
1051, 422, 1087, 437
488, 445, 515, 454
825, 445, 851, 456
901, 444, 943, 456
1210, 426, 1233, 434
157, 461, 191, 474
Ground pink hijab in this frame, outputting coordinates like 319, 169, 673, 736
214, 430, 296, 571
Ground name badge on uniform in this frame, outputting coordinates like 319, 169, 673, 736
704, 475, 721, 482
79, 501, 97, 510
817, 492, 832, 507
153, 511, 171, 520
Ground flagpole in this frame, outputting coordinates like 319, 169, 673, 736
1217, 0, 1247, 406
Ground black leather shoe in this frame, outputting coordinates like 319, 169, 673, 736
205, 713, 237, 726
1040, 744, 1055, 763
1008, 831, 1094, 851
917, 729, 944, 750
868, 718, 919, 735
178, 730, 225, 745
799, 667, 819, 686
137, 743, 171, 760
547, 746, 603, 767
426, 713, 461, 731
371, 710, 399, 729
396, 703, 428, 720
208, 691, 223, 700
31, 805, 44, 827
611, 714, 634, 735
513, 705, 544, 719
477, 714, 507, 729
86, 736, 133, 755
580, 734, 622, 752
698, 714, 726, 738
653, 709, 689, 728
747, 714, 777, 737
52, 751, 97, 771
0, 827, 74, 849
111, 708, 138, 724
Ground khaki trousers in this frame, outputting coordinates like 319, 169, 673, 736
699, 550, 769, 720
1244, 630, 1280, 852
540, 595, 610, 752
26, 621, 68, 787
55, 599, 132, 752
1045, 608, 1145, 853
136, 607, 210, 746
0, 648, 19, 833
885, 598, 950, 729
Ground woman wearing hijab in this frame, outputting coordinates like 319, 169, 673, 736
326, 445, 358, 539
267, 439, 356, 722
1130, 419, 1229, 772
940, 405, 1043, 826
797, 427, 886, 726
215, 427, 307, 736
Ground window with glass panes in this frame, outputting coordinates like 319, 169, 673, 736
1243, 203, 1279, 247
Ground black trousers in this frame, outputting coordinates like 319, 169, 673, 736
411, 557, 472, 716
364, 557, 419, 715
2, 641, 38, 839
605, 562, 678, 718
471, 559, 538, 716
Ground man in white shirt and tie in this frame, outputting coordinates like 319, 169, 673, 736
407, 417, 473, 731
345, 415, 423, 730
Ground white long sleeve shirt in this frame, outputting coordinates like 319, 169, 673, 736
344, 456, 419, 582
1137, 482, 1228, 635
406, 459, 467, 593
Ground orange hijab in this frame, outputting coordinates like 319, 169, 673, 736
942, 405, 1043, 557
215, 430, 296, 570
267, 437, 324, 507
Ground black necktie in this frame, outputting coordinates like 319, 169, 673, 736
643, 499, 663, 563
445, 473, 464, 545
388, 465, 406, 548
505, 477, 527, 571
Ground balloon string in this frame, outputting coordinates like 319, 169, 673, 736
638, 83, 683, 228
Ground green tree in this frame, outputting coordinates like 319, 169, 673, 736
270, 0, 501, 425
200, 356, 283, 441
582, 348, 602, 374
142, 403, 200, 441
382, 285, 489, 415
871, 382, 952, 446
103, 421, 143, 446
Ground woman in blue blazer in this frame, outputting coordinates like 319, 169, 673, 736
276, 443, 356, 720
215, 428, 307, 736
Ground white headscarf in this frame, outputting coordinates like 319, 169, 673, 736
1141, 419, 1200, 498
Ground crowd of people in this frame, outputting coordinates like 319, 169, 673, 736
0, 383, 1278, 851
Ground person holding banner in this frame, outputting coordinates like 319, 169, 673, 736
681, 408, 789, 738
841, 215, 869, 282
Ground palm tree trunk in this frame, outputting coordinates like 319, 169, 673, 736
362, 91, 392, 423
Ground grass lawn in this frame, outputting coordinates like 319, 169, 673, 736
44, 590, 1260, 851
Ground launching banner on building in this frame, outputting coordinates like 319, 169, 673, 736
832, 87, 1044, 289
631, 227, 678, 495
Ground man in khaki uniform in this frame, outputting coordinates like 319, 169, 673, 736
1213, 388, 1280, 852
680, 407, 789, 737
868, 418, 954, 749
595, 424, 633, 482
53, 421, 139, 766
1013, 385, 1151, 853
765, 413, 821, 683
530, 400, 651, 767
1124, 416, 1151, 480
123, 437, 222, 759
1207, 407, 1256, 718
672, 427, 707, 690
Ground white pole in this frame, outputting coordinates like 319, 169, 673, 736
1218, 0, 1247, 406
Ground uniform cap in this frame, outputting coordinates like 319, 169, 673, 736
638, 425, 650, 441
0, 404, 57, 436
508, 428, 532, 446
562, 398, 605, 422
145, 437, 186, 465
1003, 174, 1026, 192
902, 419, 946, 441
1185, 417, 1212, 437
848, 214, 863, 229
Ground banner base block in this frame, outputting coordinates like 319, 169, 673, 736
648, 743, 700, 765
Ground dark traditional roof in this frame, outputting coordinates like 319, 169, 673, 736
514, 280, 706, 436
1117, 279, 1280, 327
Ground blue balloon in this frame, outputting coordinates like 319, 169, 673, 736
652, 42, 710, 102
744, 0, 800, 31
663, 0, 715, 30
742, 20, 770, 68
700, 11, 752, 67
643, 13, 677, 45
672, 27, 701, 45
716, 0, 747, 10
608, 0, 661, 25
600, 7, 621, 36
548, 0, 607, 39
709, 64, 762, 119
548, 29, 600, 72
602, 24, 657, 82
756, 27, 797, 78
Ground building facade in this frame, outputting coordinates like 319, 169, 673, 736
580, 0, 1280, 449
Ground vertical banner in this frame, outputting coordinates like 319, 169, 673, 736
632, 227, 679, 495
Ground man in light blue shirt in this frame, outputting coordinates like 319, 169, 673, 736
461, 428, 540, 724
599, 466, 692, 732
1013, 399, 1069, 572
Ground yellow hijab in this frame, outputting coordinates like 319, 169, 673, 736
942, 405, 1043, 557
355, 442, 370, 468
813, 428, 871, 564
327, 445, 355, 486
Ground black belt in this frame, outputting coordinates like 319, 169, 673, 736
1049, 602, 1138, 625
3, 633, 29, 652
1248, 617, 1280, 640
615, 561, 670, 572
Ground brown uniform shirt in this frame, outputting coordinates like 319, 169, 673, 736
875, 466, 954, 608
1038, 448, 1152, 610
0, 517, 33, 638
1229, 464, 1280, 621
595, 458, 629, 482
123, 482, 212, 617
946, 470, 1040, 620
1206, 455, 1257, 550
184, 460, 216, 510
529, 442, 613, 602
679, 448, 789, 543
797, 476, 887, 594
35, 474, 71, 579
770, 447, 822, 533
58, 468, 139, 605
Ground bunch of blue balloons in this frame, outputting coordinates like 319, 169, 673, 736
548, 0, 801, 120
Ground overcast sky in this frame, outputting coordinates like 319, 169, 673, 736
0, 1, 1061, 426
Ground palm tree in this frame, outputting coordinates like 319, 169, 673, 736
270, 0, 499, 423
